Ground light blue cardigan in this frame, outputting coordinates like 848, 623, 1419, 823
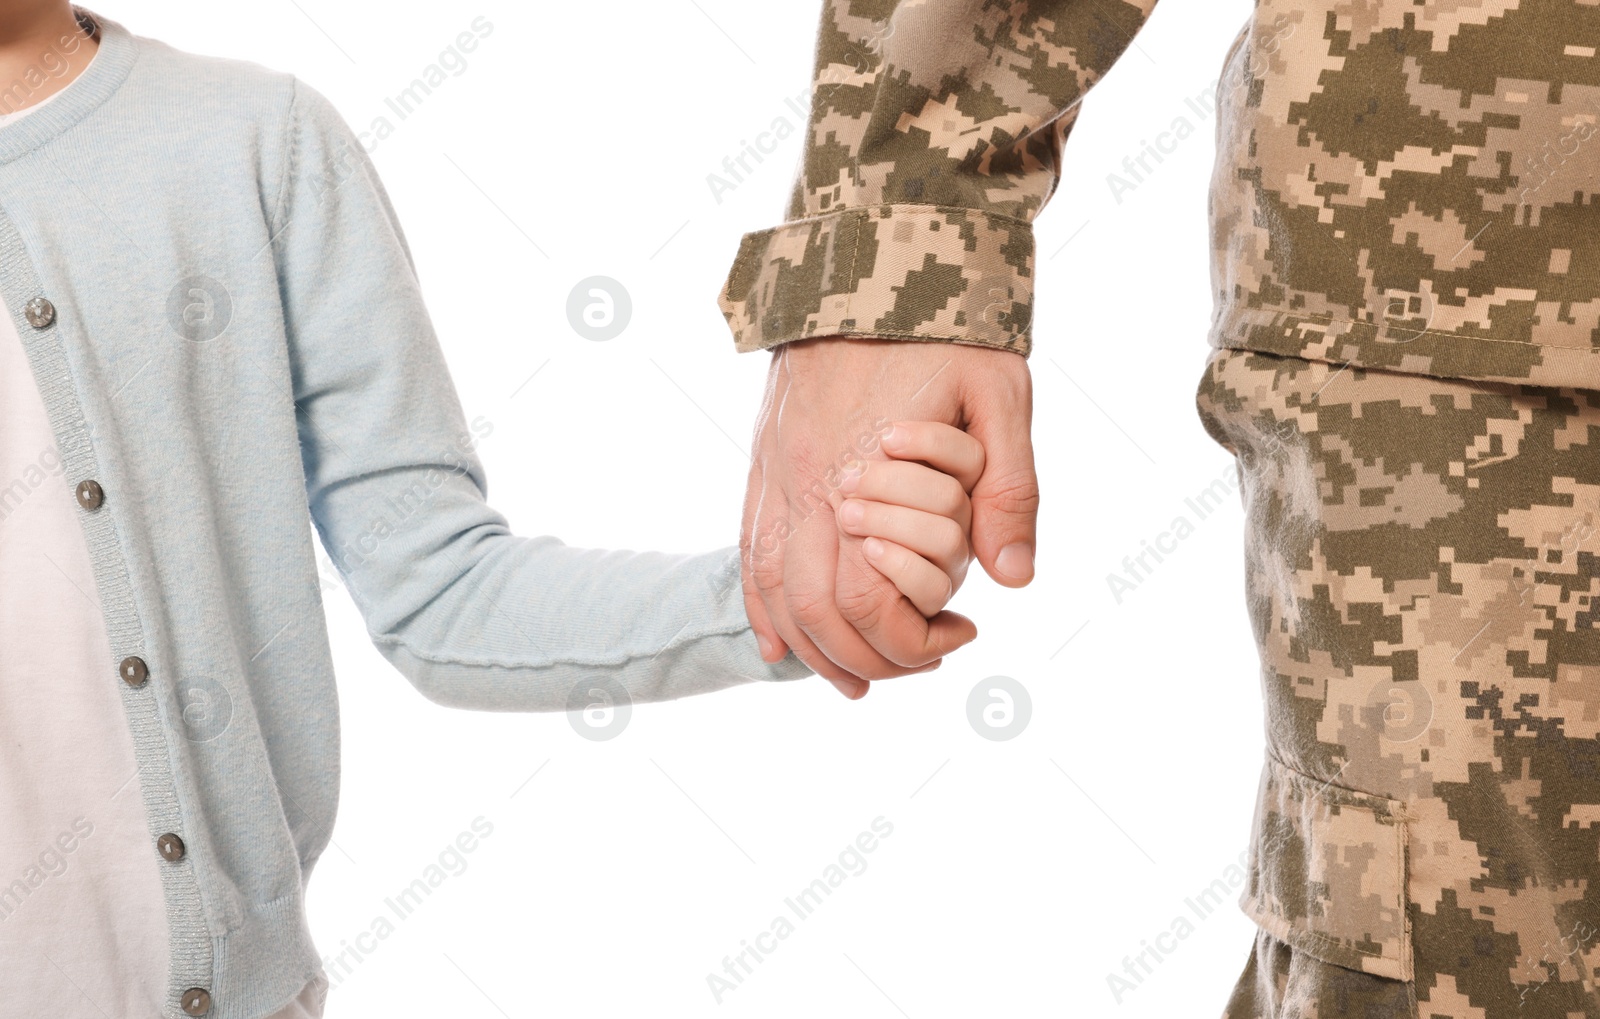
5, 13, 807, 1017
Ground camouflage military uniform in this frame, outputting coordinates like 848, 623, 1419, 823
723, 0, 1600, 1014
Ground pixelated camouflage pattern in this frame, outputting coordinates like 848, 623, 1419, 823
719, 0, 1160, 355
1242, 756, 1413, 981
1199, 347, 1600, 1016
729, 0, 1600, 388
1212, 1, 1600, 388
1225, 928, 1416, 1018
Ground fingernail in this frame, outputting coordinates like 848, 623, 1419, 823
756, 632, 775, 660
839, 470, 862, 494
839, 500, 865, 527
882, 424, 904, 448
862, 536, 884, 559
996, 542, 1034, 582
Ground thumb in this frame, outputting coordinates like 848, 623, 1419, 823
965, 378, 1039, 588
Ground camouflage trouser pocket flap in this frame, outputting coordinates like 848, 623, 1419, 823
1239, 755, 1413, 982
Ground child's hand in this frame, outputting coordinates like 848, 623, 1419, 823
836, 422, 985, 618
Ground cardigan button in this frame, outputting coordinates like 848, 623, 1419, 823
75, 479, 104, 510
119, 657, 149, 687
23, 297, 54, 329
157, 833, 186, 862
180, 987, 211, 1015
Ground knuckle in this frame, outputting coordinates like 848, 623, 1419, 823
963, 431, 987, 475
977, 470, 1041, 516
785, 586, 837, 632
883, 633, 941, 670
795, 647, 851, 684
747, 544, 783, 584
882, 540, 914, 575
936, 476, 967, 516
948, 560, 970, 591
936, 519, 969, 562
834, 575, 891, 628
782, 433, 830, 479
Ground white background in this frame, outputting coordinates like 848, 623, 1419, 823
99, 1, 1261, 1014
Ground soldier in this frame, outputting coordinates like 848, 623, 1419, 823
729, 2, 1600, 1013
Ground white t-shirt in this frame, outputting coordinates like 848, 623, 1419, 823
0, 54, 324, 1019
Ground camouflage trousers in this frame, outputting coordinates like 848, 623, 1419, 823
1196, 349, 1600, 1018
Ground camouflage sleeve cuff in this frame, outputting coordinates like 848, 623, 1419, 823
717, 204, 1035, 357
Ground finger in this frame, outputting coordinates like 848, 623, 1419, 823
927, 610, 978, 654
964, 370, 1039, 588
838, 460, 970, 530
835, 533, 979, 666
830, 656, 946, 699
746, 463, 874, 688
741, 571, 788, 663
786, 509, 927, 678
827, 675, 870, 699
754, 535, 874, 687
837, 498, 969, 577
862, 536, 955, 616
881, 421, 985, 491
762, 565, 874, 689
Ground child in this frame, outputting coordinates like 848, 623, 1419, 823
0, 5, 983, 1017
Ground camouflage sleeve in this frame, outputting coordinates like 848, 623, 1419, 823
718, 0, 1160, 358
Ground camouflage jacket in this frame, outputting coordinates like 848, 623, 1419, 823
721, 0, 1600, 389
721, 2, 1600, 1010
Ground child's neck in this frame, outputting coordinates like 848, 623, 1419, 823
0, 3, 99, 117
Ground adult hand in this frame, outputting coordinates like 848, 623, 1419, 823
740, 337, 1039, 698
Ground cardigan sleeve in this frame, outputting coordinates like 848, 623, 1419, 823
718, 0, 1160, 358
273, 80, 809, 711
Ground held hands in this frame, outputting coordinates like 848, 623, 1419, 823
755, 422, 983, 698
741, 339, 1040, 699
837, 422, 983, 620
